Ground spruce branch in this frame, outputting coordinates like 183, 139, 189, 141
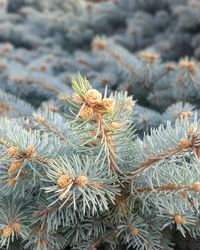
64, 73, 135, 175
93, 37, 139, 77
127, 137, 192, 176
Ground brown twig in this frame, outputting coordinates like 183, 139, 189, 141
127, 138, 192, 176
136, 184, 191, 193
36, 115, 67, 141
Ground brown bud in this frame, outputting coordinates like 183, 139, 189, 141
12, 223, 21, 233
57, 175, 72, 189
101, 98, 115, 113
86, 89, 102, 106
115, 195, 128, 211
92, 38, 106, 51
48, 105, 59, 112
3, 226, 12, 238
127, 224, 139, 236
174, 215, 186, 224
142, 117, 149, 124
179, 58, 197, 75
36, 115, 45, 123
7, 146, 20, 158
176, 111, 193, 119
192, 182, 200, 192
179, 138, 191, 149
139, 51, 159, 62
8, 178, 16, 186
79, 106, 93, 119
25, 146, 36, 157
110, 122, 123, 129
75, 176, 88, 187
8, 160, 23, 175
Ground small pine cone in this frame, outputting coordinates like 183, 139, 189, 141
48, 105, 59, 112
115, 195, 128, 211
89, 131, 98, 137
79, 106, 93, 119
3, 226, 12, 238
0, 228, 3, 236
86, 89, 102, 106
127, 224, 139, 236
12, 223, 21, 233
179, 138, 191, 149
179, 58, 197, 75
174, 215, 186, 224
192, 182, 200, 192
139, 51, 159, 62
36, 115, 45, 123
57, 175, 72, 189
7, 146, 20, 158
176, 111, 193, 119
101, 98, 115, 113
8, 160, 23, 175
8, 178, 16, 186
110, 122, 123, 129
184, 111, 193, 118
25, 146, 36, 157
75, 176, 88, 187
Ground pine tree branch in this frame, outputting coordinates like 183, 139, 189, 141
127, 138, 192, 176
93, 38, 139, 77
35, 115, 67, 141
136, 184, 193, 193
9, 76, 61, 94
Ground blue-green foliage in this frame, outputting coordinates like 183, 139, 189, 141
0, 0, 200, 249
